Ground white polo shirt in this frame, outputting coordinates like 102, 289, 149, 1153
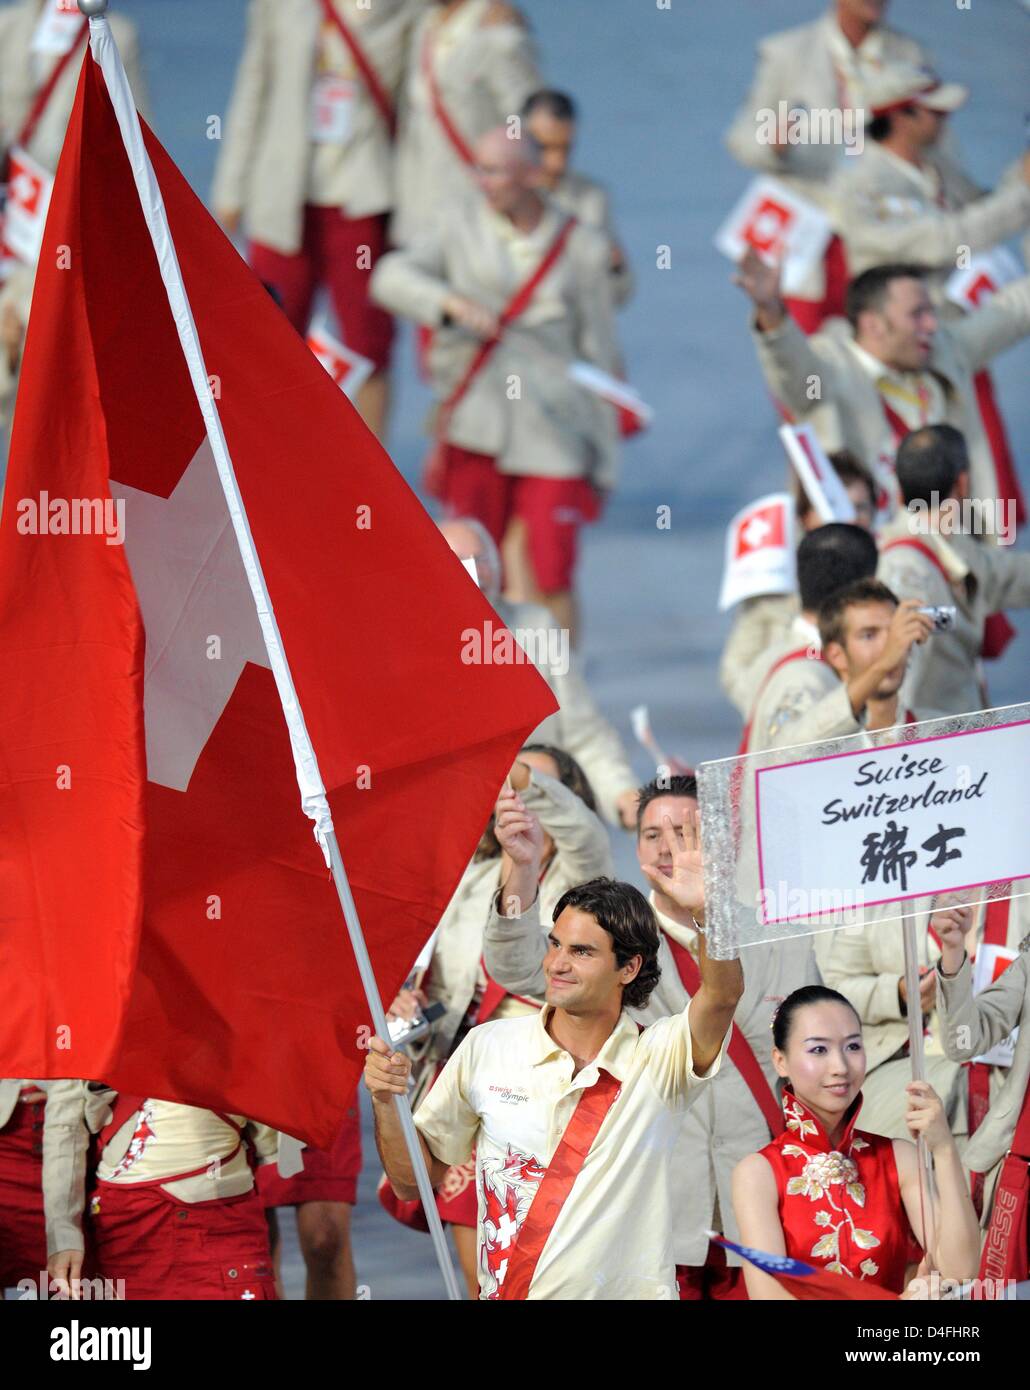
414, 1000, 726, 1300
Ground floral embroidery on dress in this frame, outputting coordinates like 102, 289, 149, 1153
783, 1097, 819, 1141
778, 1092, 882, 1280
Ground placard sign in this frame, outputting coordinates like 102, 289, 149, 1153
714, 177, 833, 296
755, 717, 1030, 925
779, 423, 857, 524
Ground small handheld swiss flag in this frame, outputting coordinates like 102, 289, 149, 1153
719, 493, 795, 611
715, 176, 832, 295
3, 147, 54, 265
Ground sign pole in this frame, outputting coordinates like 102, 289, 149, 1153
901, 912, 938, 1262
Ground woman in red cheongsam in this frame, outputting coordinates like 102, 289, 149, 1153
732, 985, 980, 1299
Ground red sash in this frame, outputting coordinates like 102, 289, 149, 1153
425, 215, 577, 495
880, 395, 920, 446
442, 215, 576, 420
665, 936, 783, 1137
737, 645, 822, 756
968, 898, 1012, 1214
978, 1068, 1030, 1285
12, 16, 89, 156
498, 1069, 622, 1300
477, 968, 540, 1025
880, 536, 1014, 662
318, 0, 396, 138
420, 25, 475, 168
973, 369, 1026, 527
879, 535, 950, 583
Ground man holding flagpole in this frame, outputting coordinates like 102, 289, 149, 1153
483, 775, 820, 1300
0, 0, 560, 1303
365, 801, 743, 1300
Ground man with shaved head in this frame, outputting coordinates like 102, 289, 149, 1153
373, 127, 621, 638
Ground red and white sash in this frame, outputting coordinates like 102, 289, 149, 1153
497, 1068, 622, 1300
967, 898, 1012, 1215
737, 644, 823, 756
978, 1056, 1030, 1286
420, 24, 475, 168
317, 0, 396, 138
425, 215, 577, 495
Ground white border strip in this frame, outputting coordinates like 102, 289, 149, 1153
89, 17, 334, 861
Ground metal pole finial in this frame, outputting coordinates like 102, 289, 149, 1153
77, 0, 109, 17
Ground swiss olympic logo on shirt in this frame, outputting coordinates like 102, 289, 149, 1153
488, 1085, 530, 1106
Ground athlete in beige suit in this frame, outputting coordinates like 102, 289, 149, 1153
391, 0, 541, 247
736, 254, 1030, 521
372, 128, 620, 637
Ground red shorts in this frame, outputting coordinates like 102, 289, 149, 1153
249, 207, 394, 370
89, 1182, 277, 1300
676, 1241, 749, 1301
258, 1104, 361, 1208
0, 1100, 47, 1289
441, 445, 601, 592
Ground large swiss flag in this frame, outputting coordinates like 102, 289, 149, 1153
0, 39, 556, 1147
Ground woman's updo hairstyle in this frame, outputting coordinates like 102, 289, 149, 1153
771, 985, 862, 1052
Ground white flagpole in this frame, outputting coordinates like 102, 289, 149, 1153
79, 0, 462, 1301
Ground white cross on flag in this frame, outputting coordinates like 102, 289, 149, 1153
3, 147, 55, 266
714, 177, 833, 296
718, 493, 795, 611
0, 21, 556, 1147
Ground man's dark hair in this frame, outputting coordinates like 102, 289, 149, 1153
521, 89, 577, 123
635, 774, 698, 835
895, 424, 970, 505
552, 877, 661, 1009
475, 744, 595, 861
772, 985, 861, 1052
797, 523, 878, 614
817, 577, 898, 651
795, 449, 876, 521
846, 263, 927, 329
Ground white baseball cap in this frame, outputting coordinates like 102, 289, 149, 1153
863, 63, 968, 119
